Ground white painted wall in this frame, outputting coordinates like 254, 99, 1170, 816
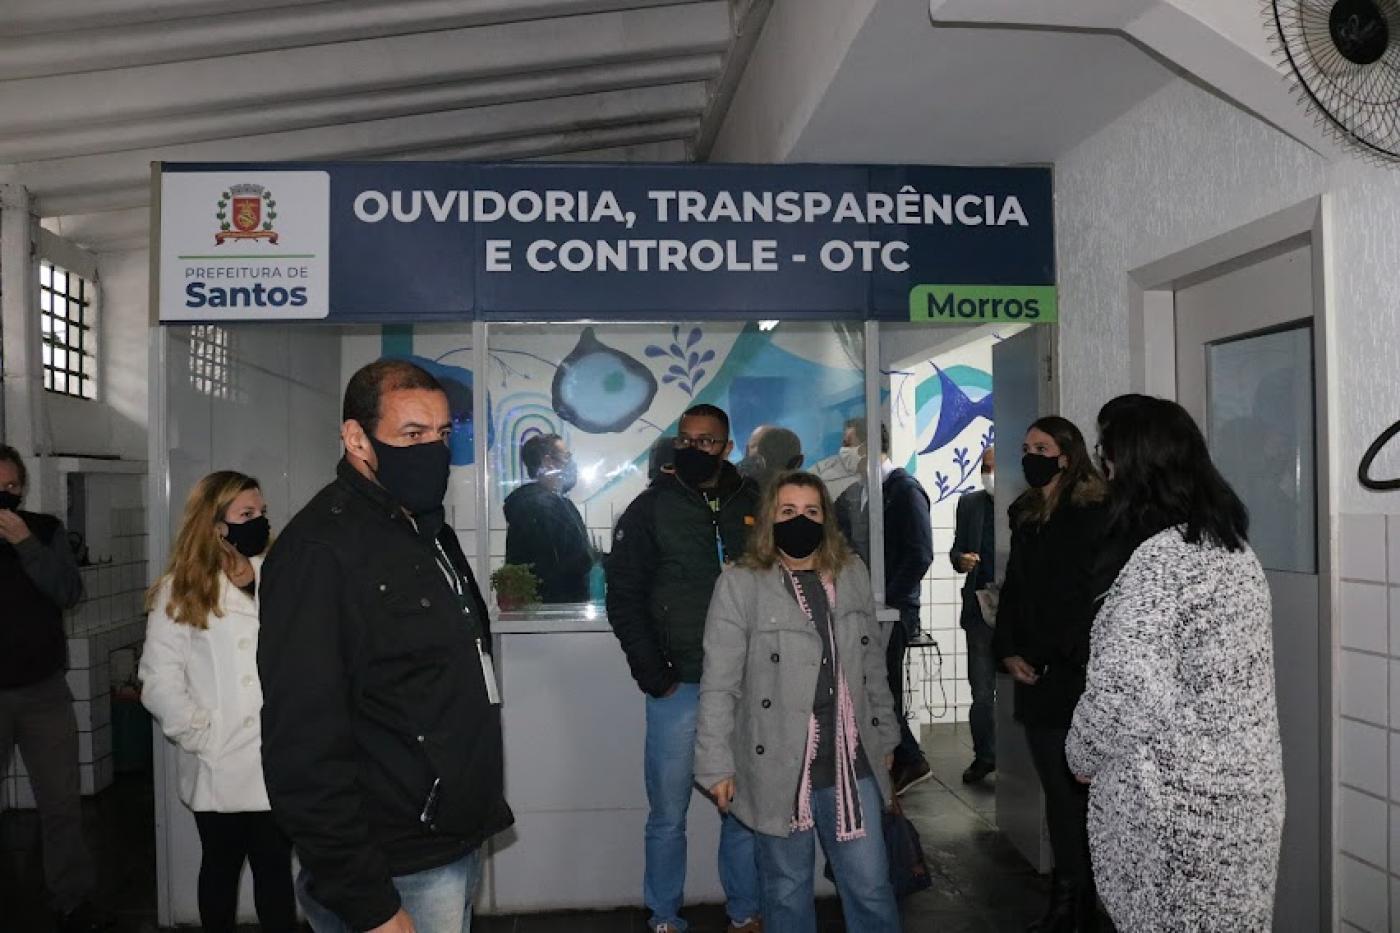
44, 247, 149, 460
1053, 77, 1324, 454
1055, 75, 1400, 516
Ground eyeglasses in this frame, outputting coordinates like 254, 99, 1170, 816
673, 435, 725, 452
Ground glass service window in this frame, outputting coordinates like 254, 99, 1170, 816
475, 321, 867, 610
39, 260, 96, 399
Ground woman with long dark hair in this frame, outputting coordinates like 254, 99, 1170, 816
139, 471, 296, 933
695, 471, 901, 933
993, 416, 1108, 932
1067, 397, 1284, 931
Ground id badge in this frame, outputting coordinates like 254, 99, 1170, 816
476, 638, 501, 706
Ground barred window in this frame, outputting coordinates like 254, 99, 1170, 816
40, 260, 96, 399
189, 324, 235, 399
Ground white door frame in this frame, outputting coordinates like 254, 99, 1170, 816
1125, 196, 1338, 930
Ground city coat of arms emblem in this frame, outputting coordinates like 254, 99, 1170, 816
215, 184, 279, 245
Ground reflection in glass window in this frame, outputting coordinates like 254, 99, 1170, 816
463, 321, 863, 606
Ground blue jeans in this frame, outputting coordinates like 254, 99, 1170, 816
645, 683, 762, 931
297, 848, 482, 933
963, 616, 997, 764
754, 777, 901, 933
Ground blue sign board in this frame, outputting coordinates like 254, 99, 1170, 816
155, 161, 1054, 324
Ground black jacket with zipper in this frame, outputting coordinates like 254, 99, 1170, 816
257, 459, 512, 931
605, 462, 759, 696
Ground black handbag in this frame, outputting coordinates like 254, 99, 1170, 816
821, 801, 934, 899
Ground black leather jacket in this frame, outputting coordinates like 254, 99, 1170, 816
258, 459, 512, 930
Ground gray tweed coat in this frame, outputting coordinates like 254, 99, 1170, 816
694, 560, 900, 837
1067, 529, 1286, 932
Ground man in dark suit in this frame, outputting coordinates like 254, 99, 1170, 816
950, 446, 997, 784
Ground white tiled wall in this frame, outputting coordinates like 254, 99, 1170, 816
1337, 512, 1400, 931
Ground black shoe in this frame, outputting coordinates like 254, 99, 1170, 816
961, 758, 996, 784
892, 757, 933, 795
1027, 873, 1076, 933
55, 901, 122, 933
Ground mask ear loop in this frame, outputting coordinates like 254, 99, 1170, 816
1359, 419, 1400, 491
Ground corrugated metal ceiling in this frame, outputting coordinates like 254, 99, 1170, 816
0, 0, 764, 251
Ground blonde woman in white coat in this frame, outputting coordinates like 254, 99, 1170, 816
139, 471, 295, 933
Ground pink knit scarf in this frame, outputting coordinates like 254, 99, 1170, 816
784, 568, 866, 842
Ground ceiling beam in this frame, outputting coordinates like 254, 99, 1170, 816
24, 84, 707, 213
0, 3, 730, 135
0, 0, 706, 80
37, 117, 703, 219
0, 54, 721, 164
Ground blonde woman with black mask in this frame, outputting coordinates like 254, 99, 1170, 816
139, 471, 294, 933
695, 471, 901, 933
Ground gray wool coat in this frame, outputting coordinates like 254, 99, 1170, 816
694, 560, 901, 837
1067, 529, 1285, 932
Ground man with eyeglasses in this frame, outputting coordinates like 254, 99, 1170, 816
606, 404, 763, 933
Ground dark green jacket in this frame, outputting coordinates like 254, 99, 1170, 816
605, 463, 760, 695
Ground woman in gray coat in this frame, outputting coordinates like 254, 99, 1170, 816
695, 471, 901, 933
1067, 398, 1285, 932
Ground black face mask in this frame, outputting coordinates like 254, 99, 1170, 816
773, 514, 824, 560
1022, 453, 1063, 489
0, 491, 20, 511
368, 436, 451, 515
673, 446, 722, 488
223, 515, 270, 558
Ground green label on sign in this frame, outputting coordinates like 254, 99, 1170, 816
909, 285, 1058, 324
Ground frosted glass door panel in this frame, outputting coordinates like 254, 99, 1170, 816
1205, 326, 1315, 574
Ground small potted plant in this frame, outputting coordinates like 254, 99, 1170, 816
490, 563, 540, 612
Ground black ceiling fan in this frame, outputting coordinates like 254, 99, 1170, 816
1268, 1, 1400, 489
1268, 0, 1400, 160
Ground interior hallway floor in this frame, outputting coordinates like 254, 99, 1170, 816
1, 725, 1050, 932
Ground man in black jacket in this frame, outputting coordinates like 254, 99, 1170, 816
258, 360, 511, 933
503, 433, 593, 603
606, 404, 762, 933
0, 446, 107, 933
834, 420, 934, 795
950, 446, 996, 784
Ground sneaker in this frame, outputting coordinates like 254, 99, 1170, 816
652, 925, 683, 933
906, 630, 937, 648
729, 918, 763, 932
892, 757, 933, 795
961, 757, 996, 784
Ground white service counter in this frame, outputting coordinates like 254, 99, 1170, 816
480, 605, 840, 914
481, 605, 732, 914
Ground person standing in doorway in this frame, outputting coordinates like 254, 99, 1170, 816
950, 446, 997, 784
504, 433, 594, 603
993, 417, 1108, 933
606, 404, 764, 933
834, 420, 935, 796
1067, 398, 1284, 931
139, 471, 296, 933
258, 360, 512, 933
0, 446, 114, 933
